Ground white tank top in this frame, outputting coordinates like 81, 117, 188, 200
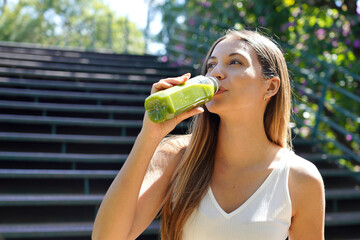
183, 148, 293, 240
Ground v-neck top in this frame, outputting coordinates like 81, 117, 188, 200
182, 148, 293, 240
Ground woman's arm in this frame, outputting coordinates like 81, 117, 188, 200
288, 156, 325, 240
92, 74, 203, 240
92, 129, 163, 240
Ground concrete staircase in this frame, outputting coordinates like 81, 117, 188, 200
0, 42, 359, 239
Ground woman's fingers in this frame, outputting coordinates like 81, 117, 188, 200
151, 73, 191, 94
174, 106, 204, 124
163, 73, 191, 85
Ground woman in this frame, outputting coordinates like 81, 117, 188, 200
92, 29, 325, 240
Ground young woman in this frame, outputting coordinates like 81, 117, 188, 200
92, 29, 325, 240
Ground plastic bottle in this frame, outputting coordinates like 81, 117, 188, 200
144, 75, 219, 123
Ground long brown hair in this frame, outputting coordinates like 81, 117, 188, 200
161, 29, 293, 239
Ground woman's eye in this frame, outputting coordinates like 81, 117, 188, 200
230, 60, 242, 65
207, 63, 216, 69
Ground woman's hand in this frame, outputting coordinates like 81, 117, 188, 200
141, 73, 204, 139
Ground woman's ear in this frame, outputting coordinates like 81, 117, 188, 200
265, 77, 281, 98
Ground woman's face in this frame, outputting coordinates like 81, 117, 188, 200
205, 37, 269, 116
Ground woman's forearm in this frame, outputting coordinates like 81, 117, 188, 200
92, 130, 164, 240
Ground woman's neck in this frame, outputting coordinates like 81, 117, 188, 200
215, 113, 278, 169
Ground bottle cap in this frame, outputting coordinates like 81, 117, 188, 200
188, 75, 219, 93
207, 76, 219, 93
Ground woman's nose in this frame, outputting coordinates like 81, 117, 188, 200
209, 65, 226, 81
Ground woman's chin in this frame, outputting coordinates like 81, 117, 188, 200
205, 101, 222, 114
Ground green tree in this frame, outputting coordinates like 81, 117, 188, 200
0, 0, 145, 54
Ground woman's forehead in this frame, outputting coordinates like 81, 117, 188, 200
210, 37, 256, 60
215, 38, 249, 51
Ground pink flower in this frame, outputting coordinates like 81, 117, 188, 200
161, 56, 168, 62
280, 22, 295, 32
296, 43, 303, 49
200, 1, 211, 7
346, 134, 352, 141
175, 44, 185, 50
342, 22, 350, 37
188, 18, 195, 26
315, 29, 326, 40
259, 16, 266, 26
292, 7, 301, 17
354, 39, 360, 48
184, 58, 191, 65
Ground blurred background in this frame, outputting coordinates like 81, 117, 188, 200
0, 0, 359, 239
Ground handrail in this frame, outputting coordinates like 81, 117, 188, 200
285, 44, 360, 83
293, 82, 359, 124
294, 114, 359, 163
289, 63, 360, 104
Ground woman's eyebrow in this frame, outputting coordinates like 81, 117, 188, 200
229, 52, 243, 57
228, 52, 248, 59
209, 52, 248, 59
229, 52, 250, 64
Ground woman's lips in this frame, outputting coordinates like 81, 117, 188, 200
215, 87, 226, 95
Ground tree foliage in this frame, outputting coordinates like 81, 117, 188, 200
158, 0, 360, 164
0, 0, 145, 54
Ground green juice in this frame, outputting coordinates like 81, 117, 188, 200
145, 76, 218, 123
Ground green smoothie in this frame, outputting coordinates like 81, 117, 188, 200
145, 77, 218, 123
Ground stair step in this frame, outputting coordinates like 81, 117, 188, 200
326, 188, 360, 200
326, 211, 360, 226
0, 222, 93, 238
0, 114, 187, 131
0, 66, 159, 82
0, 51, 184, 69
0, 168, 115, 194
0, 58, 179, 76
0, 132, 136, 144
0, 100, 145, 114
297, 153, 346, 162
0, 77, 152, 93
0, 151, 127, 163
291, 138, 325, 147
0, 194, 103, 206
0, 220, 160, 238
0, 114, 144, 128
0, 168, 118, 178
320, 169, 360, 177
0, 87, 147, 103
0, 42, 159, 61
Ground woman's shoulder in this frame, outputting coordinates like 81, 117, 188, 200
286, 151, 323, 184
287, 150, 325, 213
148, 134, 191, 178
